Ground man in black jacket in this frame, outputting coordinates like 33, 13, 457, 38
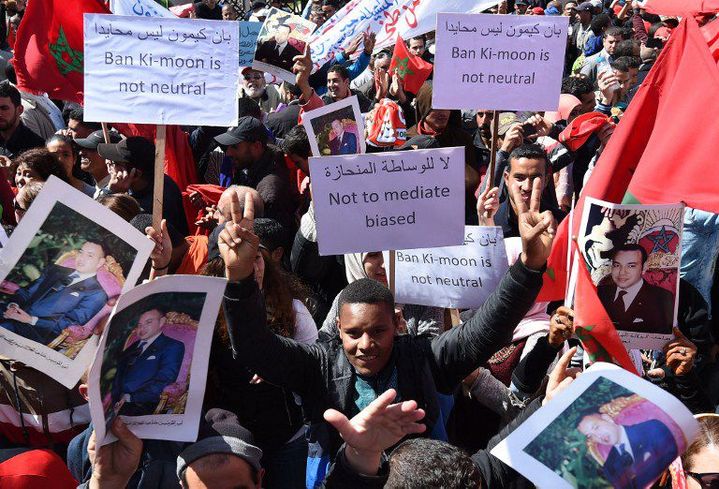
219, 179, 556, 461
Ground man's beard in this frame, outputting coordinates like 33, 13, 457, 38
245, 85, 265, 99
0, 117, 15, 131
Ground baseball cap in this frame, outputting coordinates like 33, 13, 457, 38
497, 112, 519, 136
97, 136, 155, 173
531, 7, 545, 14
75, 129, 122, 150
576, 2, 593, 12
215, 116, 268, 146
177, 409, 263, 478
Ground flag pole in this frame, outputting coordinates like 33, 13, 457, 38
101, 122, 111, 144
152, 125, 166, 232
487, 111, 500, 187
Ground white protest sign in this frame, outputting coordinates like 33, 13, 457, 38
310, 147, 465, 255
389, 226, 508, 308
84, 14, 239, 126
109, 0, 175, 18
432, 13, 568, 111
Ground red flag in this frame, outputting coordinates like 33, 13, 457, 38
14, 0, 110, 103
641, 0, 719, 15
389, 36, 433, 94
574, 246, 639, 374
537, 15, 719, 302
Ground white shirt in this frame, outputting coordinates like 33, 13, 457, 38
614, 426, 635, 460
93, 175, 111, 199
276, 41, 288, 55
68, 271, 97, 286
614, 279, 643, 311
137, 332, 162, 354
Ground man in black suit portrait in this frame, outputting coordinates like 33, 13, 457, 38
0, 240, 109, 344
597, 244, 674, 333
328, 118, 357, 155
577, 407, 678, 489
255, 24, 301, 74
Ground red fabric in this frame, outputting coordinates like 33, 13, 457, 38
558, 112, 612, 152
14, 0, 110, 103
284, 155, 308, 195
0, 449, 77, 488
537, 16, 719, 302
389, 36, 433, 94
0, 421, 84, 448
113, 124, 199, 193
642, 0, 719, 15
574, 246, 639, 374
182, 184, 224, 235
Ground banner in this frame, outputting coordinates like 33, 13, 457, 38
432, 13, 568, 111
109, 0, 175, 17
84, 14, 239, 126
310, 0, 499, 70
309, 147, 465, 255
238, 21, 262, 67
390, 226, 508, 308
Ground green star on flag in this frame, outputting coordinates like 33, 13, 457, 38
50, 27, 83, 76
394, 57, 414, 79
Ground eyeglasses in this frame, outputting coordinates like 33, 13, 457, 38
687, 472, 719, 489
243, 74, 264, 81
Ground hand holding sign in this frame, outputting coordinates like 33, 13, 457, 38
219, 192, 259, 282
515, 178, 556, 270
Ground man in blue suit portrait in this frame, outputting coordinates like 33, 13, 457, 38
0, 240, 109, 345
328, 118, 357, 155
112, 308, 184, 416
577, 407, 678, 489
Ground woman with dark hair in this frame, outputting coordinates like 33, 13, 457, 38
12, 148, 69, 190
204, 244, 316, 488
46, 134, 93, 196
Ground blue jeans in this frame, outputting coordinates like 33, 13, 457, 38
262, 431, 308, 489
680, 208, 719, 316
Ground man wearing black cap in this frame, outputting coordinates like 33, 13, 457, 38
97, 136, 189, 236
214, 116, 293, 201
569, 2, 594, 65
513, 0, 529, 15
74, 129, 121, 199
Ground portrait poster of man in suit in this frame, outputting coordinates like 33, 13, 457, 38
252, 7, 316, 84
0, 178, 152, 388
111, 307, 185, 417
578, 199, 683, 349
516, 373, 695, 489
91, 282, 225, 444
303, 96, 366, 157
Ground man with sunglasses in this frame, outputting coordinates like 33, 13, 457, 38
74, 129, 121, 199
239, 67, 282, 114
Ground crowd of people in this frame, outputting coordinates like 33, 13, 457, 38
0, 0, 717, 488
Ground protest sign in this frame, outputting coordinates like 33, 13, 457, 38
239, 21, 262, 67
302, 96, 366, 157
309, 147, 465, 255
388, 226, 508, 309
84, 14, 239, 126
310, 0, 498, 70
491, 362, 699, 489
432, 13, 568, 111
578, 198, 683, 350
0, 177, 153, 388
109, 0, 175, 17
253, 8, 316, 84
0, 225, 7, 248
89, 275, 226, 445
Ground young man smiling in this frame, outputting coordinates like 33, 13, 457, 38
219, 177, 557, 465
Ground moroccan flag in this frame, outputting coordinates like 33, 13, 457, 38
389, 36, 433, 94
573, 244, 639, 374
537, 15, 719, 302
14, 0, 110, 103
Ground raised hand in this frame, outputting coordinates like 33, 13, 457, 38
293, 44, 314, 103
513, 178, 556, 270
548, 306, 575, 347
664, 327, 697, 377
363, 31, 376, 55
543, 347, 580, 405
476, 185, 500, 226
145, 219, 172, 277
324, 388, 426, 475
218, 191, 259, 282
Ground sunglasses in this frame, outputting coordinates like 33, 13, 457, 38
243, 74, 264, 81
687, 472, 719, 489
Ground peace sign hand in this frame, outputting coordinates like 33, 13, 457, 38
513, 177, 556, 270
218, 191, 260, 282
